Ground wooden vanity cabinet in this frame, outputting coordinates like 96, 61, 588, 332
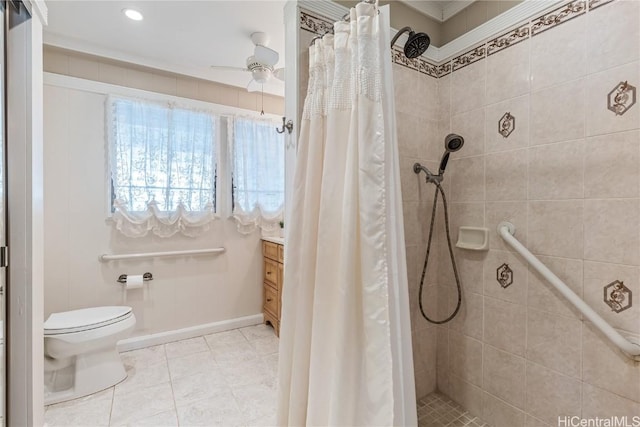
262, 240, 283, 336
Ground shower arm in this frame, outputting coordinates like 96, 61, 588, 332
390, 27, 412, 50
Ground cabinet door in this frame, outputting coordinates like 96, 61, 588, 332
278, 244, 284, 263
264, 283, 278, 317
263, 241, 279, 261
263, 258, 278, 286
277, 262, 283, 318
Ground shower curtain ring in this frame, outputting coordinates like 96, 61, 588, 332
276, 117, 294, 135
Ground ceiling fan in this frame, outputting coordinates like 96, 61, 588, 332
211, 32, 284, 93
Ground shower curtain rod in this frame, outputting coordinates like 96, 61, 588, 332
498, 221, 640, 361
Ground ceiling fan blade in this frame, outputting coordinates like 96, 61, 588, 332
254, 45, 279, 67
210, 65, 249, 72
273, 67, 285, 81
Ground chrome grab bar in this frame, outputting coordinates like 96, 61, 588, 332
498, 222, 640, 361
99, 248, 225, 262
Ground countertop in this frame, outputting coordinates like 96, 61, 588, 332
262, 236, 284, 245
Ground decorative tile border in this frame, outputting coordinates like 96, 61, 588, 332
452, 45, 486, 72
486, 24, 530, 56
300, 0, 619, 79
436, 63, 452, 78
392, 48, 440, 78
300, 9, 334, 35
530, 0, 586, 36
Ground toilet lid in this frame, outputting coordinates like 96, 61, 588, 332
44, 306, 133, 335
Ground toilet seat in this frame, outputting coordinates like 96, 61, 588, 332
44, 306, 133, 335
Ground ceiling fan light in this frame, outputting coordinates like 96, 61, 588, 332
252, 68, 271, 84
273, 68, 285, 81
123, 8, 144, 21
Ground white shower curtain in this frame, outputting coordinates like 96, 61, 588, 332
277, 3, 417, 426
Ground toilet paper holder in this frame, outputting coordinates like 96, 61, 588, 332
117, 272, 153, 284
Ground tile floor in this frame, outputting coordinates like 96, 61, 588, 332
417, 393, 489, 427
44, 324, 279, 427
44, 324, 487, 427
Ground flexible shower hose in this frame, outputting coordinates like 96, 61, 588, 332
418, 181, 462, 324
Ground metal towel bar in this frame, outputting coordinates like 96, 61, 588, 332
498, 221, 640, 360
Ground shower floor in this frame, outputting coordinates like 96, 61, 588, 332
417, 392, 490, 427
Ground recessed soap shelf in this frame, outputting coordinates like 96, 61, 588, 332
455, 227, 489, 251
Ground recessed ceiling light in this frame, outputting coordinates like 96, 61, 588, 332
123, 8, 143, 21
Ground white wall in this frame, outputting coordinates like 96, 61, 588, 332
7, 0, 46, 424
43, 81, 264, 337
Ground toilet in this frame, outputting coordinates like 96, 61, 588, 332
44, 306, 136, 405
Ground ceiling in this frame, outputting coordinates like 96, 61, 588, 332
44, 1, 287, 96
399, 0, 476, 22
43, 1, 474, 97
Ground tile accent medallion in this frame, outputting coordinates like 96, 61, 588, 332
498, 112, 516, 138
452, 46, 487, 72
603, 280, 633, 313
607, 81, 637, 116
487, 25, 530, 56
530, 0, 587, 36
497, 263, 514, 288
300, 10, 334, 35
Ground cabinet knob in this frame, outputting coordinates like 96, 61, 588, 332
267, 298, 273, 302
267, 271, 271, 275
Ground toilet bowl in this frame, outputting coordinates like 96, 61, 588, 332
44, 306, 136, 405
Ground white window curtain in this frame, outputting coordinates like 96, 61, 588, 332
108, 96, 217, 238
230, 116, 284, 234
277, 3, 417, 426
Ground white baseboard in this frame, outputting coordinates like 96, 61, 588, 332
117, 313, 264, 352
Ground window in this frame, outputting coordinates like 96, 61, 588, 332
107, 95, 284, 238
110, 97, 217, 212
108, 96, 217, 238
231, 117, 284, 234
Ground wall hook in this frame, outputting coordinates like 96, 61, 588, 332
276, 117, 294, 134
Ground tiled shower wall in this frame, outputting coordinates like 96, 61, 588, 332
394, 63, 442, 399
300, 1, 640, 420
431, 0, 640, 425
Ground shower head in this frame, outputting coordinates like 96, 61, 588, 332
390, 26, 430, 59
439, 134, 465, 174
445, 133, 465, 152
404, 31, 430, 59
